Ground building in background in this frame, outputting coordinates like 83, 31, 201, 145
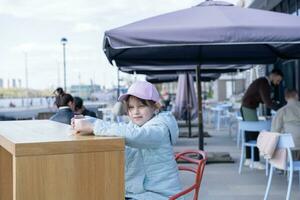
213, 72, 246, 101
12, 79, 16, 88
0, 79, 3, 88
18, 79, 22, 88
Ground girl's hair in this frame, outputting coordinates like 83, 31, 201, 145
53, 87, 74, 107
124, 95, 161, 111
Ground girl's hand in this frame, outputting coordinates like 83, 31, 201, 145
72, 118, 94, 134
71, 115, 84, 129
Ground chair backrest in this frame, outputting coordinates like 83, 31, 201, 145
239, 120, 271, 132
274, 134, 295, 170
169, 150, 207, 200
277, 134, 295, 149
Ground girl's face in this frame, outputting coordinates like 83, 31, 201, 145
127, 96, 156, 126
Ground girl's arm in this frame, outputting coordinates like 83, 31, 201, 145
93, 120, 171, 149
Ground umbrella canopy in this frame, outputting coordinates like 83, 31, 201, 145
119, 64, 251, 74
146, 73, 220, 83
104, 1, 300, 67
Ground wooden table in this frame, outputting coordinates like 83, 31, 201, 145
0, 120, 124, 200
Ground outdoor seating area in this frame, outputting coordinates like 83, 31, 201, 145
204, 102, 235, 130
175, 124, 300, 200
88, 98, 300, 200
2, 0, 300, 199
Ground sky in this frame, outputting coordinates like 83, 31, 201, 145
0, 0, 238, 90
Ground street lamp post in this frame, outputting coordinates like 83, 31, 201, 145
61, 37, 68, 91
24, 52, 29, 107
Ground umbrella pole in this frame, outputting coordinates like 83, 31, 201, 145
187, 73, 192, 138
117, 68, 120, 97
196, 65, 204, 150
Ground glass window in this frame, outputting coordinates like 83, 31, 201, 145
298, 0, 300, 15
282, 61, 296, 90
274, 3, 282, 12
289, 0, 297, 14
281, 1, 289, 13
296, 61, 300, 92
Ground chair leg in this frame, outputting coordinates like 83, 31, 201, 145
216, 111, 220, 131
265, 160, 268, 176
298, 171, 300, 191
237, 130, 241, 148
239, 143, 245, 174
286, 170, 293, 200
264, 166, 274, 200
228, 122, 231, 137
229, 121, 234, 137
250, 146, 254, 169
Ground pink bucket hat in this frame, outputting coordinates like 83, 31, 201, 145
118, 81, 160, 103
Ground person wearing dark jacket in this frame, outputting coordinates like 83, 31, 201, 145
241, 69, 283, 169
50, 88, 75, 125
73, 96, 97, 118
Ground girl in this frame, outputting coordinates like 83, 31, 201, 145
73, 81, 183, 200
50, 87, 75, 124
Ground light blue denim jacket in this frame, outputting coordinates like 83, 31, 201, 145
93, 111, 183, 200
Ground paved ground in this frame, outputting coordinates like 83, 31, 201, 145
174, 126, 300, 200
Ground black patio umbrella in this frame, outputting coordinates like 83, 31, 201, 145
103, 1, 300, 150
103, 1, 300, 67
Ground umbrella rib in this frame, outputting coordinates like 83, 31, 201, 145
264, 44, 289, 60
111, 49, 128, 61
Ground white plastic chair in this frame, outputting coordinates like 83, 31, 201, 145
238, 120, 271, 174
211, 105, 231, 131
237, 119, 269, 148
210, 106, 223, 131
264, 134, 300, 200
234, 115, 243, 147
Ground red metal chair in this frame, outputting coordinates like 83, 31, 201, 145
169, 150, 207, 200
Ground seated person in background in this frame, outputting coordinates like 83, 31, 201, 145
271, 89, 300, 160
50, 88, 74, 125
73, 96, 96, 118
